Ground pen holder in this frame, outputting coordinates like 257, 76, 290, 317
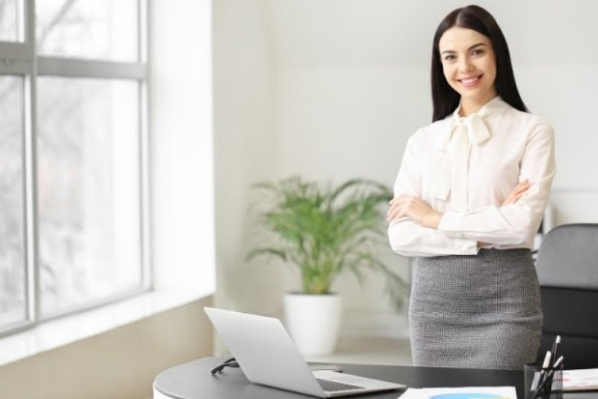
524, 361, 563, 399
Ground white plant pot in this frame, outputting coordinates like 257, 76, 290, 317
283, 293, 342, 357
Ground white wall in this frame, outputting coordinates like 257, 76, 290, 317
212, 0, 283, 315
275, 66, 425, 311
0, 298, 213, 399
214, 0, 598, 316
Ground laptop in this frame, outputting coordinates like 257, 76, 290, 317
204, 307, 406, 398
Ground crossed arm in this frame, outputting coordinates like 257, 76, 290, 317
387, 122, 555, 256
386, 180, 533, 255
387, 179, 531, 227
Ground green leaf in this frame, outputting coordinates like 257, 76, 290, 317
246, 175, 409, 310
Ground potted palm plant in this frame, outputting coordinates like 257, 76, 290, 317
247, 176, 409, 356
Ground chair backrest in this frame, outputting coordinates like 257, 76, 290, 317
535, 223, 598, 369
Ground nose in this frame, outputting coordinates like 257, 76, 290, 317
458, 56, 473, 73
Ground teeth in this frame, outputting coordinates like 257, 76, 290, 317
461, 77, 478, 84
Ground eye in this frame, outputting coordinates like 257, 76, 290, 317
471, 48, 485, 56
443, 54, 456, 62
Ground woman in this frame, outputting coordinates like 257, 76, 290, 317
387, 5, 556, 370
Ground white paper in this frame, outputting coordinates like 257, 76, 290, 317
398, 388, 430, 399
561, 368, 598, 392
398, 386, 517, 399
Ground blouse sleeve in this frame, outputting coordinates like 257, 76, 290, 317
437, 122, 556, 245
387, 134, 479, 257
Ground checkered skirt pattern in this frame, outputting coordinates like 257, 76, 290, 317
409, 248, 542, 370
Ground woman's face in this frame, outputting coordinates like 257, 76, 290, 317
438, 27, 497, 110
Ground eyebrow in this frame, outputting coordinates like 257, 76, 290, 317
440, 42, 486, 55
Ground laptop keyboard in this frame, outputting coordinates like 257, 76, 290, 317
317, 378, 363, 392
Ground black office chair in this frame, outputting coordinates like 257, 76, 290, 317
534, 223, 598, 369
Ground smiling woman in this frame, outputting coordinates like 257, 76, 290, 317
387, 4, 556, 370
438, 28, 497, 114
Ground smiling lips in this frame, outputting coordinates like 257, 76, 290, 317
459, 75, 482, 87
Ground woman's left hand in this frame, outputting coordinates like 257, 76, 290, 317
387, 195, 443, 228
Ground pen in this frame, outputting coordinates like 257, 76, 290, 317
543, 350, 552, 370
550, 335, 561, 367
536, 350, 552, 388
530, 356, 564, 399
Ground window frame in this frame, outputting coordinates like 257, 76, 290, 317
0, 0, 151, 337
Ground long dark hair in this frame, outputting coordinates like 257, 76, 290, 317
431, 5, 528, 122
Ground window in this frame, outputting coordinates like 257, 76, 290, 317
0, 76, 26, 327
0, 0, 148, 334
0, 0, 20, 42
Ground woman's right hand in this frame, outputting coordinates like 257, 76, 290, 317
502, 179, 531, 206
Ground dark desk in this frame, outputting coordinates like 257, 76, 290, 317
154, 357, 537, 399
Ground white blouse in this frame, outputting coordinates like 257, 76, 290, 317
388, 96, 556, 257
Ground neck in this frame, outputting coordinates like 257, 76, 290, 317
459, 92, 498, 117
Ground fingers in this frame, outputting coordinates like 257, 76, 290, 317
502, 180, 532, 206
513, 179, 531, 194
387, 195, 428, 222
503, 194, 517, 206
388, 194, 409, 205
387, 210, 404, 222
387, 196, 439, 227
387, 200, 404, 221
387, 195, 409, 222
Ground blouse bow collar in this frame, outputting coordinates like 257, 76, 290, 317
432, 96, 508, 211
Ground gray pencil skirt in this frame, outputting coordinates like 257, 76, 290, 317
409, 248, 542, 370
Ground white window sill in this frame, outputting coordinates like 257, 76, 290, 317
0, 287, 213, 367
